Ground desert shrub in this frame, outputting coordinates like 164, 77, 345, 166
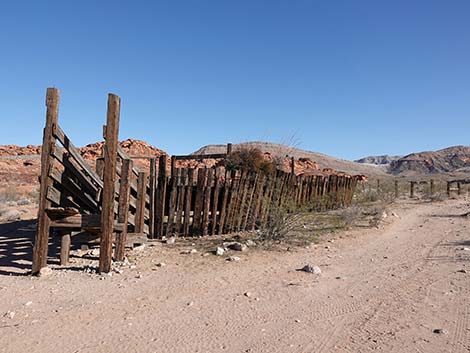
226, 147, 276, 175
337, 206, 362, 229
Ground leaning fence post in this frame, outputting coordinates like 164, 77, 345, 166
99, 93, 120, 273
32, 88, 60, 275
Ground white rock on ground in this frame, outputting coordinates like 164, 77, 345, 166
299, 265, 321, 274
215, 247, 225, 256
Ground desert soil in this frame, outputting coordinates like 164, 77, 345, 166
0, 199, 469, 353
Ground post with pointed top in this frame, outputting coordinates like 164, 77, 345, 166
99, 93, 121, 273
32, 88, 60, 275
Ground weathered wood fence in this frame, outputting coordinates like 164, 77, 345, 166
32, 88, 359, 274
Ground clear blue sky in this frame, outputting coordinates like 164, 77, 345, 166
1, 1, 469, 160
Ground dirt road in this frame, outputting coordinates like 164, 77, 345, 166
1, 199, 469, 352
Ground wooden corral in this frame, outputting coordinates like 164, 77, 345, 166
31, 88, 361, 274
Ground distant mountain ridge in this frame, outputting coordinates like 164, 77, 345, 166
355, 155, 402, 165
389, 145, 470, 175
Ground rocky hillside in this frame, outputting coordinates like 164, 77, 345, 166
355, 155, 402, 166
389, 146, 470, 175
193, 142, 386, 176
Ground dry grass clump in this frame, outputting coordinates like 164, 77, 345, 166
226, 147, 276, 175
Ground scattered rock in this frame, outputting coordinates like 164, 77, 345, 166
244, 292, 252, 297
113, 268, 124, 274
38, 267, 53, 277
227, 256, 241, 262
132, 244, 146, 253
90, 248, 100, 256
165, 237, 176, 245
155, 262, 166, 267
16, 199, 31, 206
181, 249, 197, 255
457, 269, 467, 274
229, 242, 248, 252
299, 265, 321, 274
24, 301, 33, 306
4, 311, 15, 319
433, 328, 446, 334
391, 212, 399, 218
462, 247, 470, 251
215, 247, 225, 256
246, 240, 256, 247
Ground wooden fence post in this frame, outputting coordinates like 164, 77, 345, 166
115, 159, 132, 261
171, 156, 176, 177
291, 157, 295, 176
394, 180, 399, 199
458, 182, 462, 196
447, 182, 451, 197
32, 88, 60, 275
410, 181, 415, 198
226, 143, 233, 155
99, 93, 120, 273
430, 179, 434, 197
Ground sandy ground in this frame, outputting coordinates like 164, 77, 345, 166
0, 199, 469, 353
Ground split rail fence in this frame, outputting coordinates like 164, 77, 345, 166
32, 88, 360, 274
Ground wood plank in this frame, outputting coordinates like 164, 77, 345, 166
53, 125, 103, 188
32, 88, 60, 274
192, 168, 206, 234
166, 169, 179, 236
241, 172, 257, 231
202, 168, 213, 236
60, 233, 71, 266
210, 167, 222, 235
217, 169, 231, 235
135, 172, 148, 233
155, 155, 168, 238
115, 159, 132, 261
99, 93, 120, 273
249, 174, 265, 231
148, 158, 157, 238
176, 168, 187, 235
183, 168, 194, 236
173, 153, 227, 161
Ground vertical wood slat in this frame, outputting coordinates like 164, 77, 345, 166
176, 168, 186, 235
115, 159, 132, 261
99, 93, 121, 273
60, 233, 71, 266
148, 158, 157, 238
135, 171, 148, 233
183, 168, 194, 236
192, 168, 206, 234
167, 169, 179, 236
218, 170, 231, 234
235, 171, 250, 231
226, 170, 242, 233
249, 174, 265, 230
155, 155, 167, 238
210, 167, 222, 235
202, 169, 213, 236
241, 173, 258, 231
32, 88, 60, 274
